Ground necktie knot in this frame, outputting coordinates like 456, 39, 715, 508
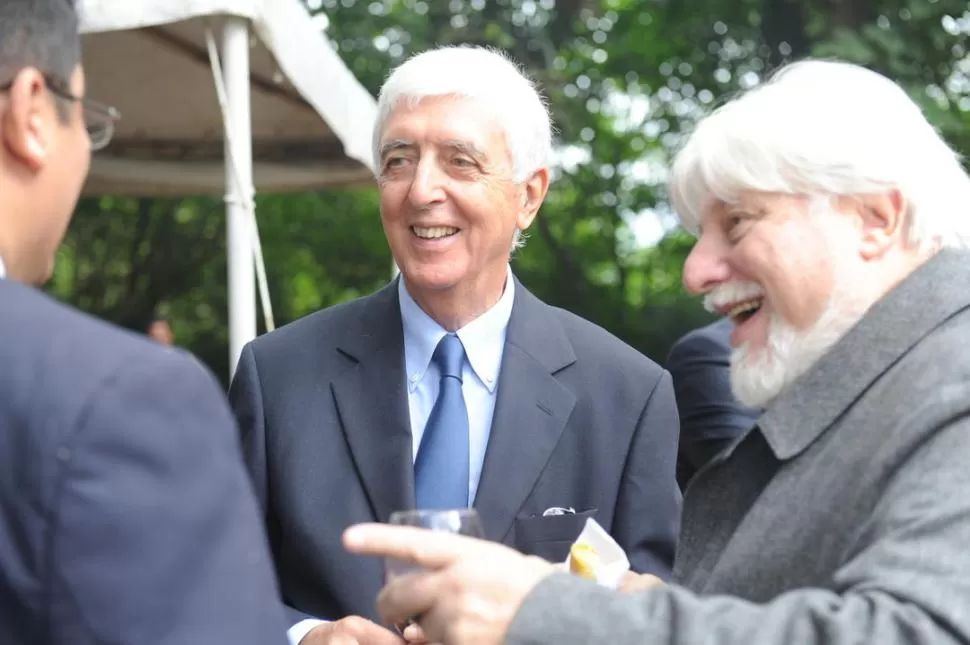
433, 334, 465, 381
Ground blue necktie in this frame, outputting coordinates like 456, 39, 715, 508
414, 334, 470, 509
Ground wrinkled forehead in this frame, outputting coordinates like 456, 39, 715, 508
380, 94, 511, 156
383, 93, 501, 131
691, 190, 805, 235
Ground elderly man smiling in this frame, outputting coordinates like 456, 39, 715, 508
345, 59, 970, 645
229, 45, 681, 645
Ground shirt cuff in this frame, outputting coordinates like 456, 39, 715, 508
288, 618, 327, 645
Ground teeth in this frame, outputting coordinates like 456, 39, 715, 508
703, 281, 765, 315
413, 226, 458, 239
728, 300, 762, 319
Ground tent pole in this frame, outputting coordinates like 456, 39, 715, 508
222, 17, 255, 378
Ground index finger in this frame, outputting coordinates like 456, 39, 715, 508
402, 621, 429, 643
343, 523, 481, 569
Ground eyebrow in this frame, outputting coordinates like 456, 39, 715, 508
379, 139, 413, 160
441, 140, 488, 161
725, 202, 767, 215
378, 139, 489, 162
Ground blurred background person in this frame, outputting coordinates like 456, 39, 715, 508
145, 309, 175, 346
666, 318, 760, 489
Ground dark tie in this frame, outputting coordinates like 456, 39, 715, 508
414, 334, 470, 509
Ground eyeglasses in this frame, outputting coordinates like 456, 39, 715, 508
0, 74, 120, 151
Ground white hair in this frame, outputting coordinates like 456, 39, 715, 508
373, 46, 554, 251
669, 59, 970, 251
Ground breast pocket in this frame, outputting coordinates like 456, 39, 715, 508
513, 508, 599, 563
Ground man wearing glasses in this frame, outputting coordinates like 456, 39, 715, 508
0, 2, 287, 644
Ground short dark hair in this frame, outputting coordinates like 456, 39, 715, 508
130, 307, 168, 334
0, 0, 81, 88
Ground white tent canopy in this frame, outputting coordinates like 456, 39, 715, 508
78, 0, 379, 374
80, 0, 377, 195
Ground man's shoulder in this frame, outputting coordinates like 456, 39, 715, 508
824, 306, 970, 467
0, 282, 219, 464
893, 308, 970, 393
0, 281, 180, 368
668, 319, 732, 361
247, 283, 392, 358
863, 254, 970, 409
531, 296, 664, 379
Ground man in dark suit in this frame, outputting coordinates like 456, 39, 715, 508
229, 45, 682, 645
0, 2, 287, 643
666, 319, 760, 488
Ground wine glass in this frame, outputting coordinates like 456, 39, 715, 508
384, 508, 485, 579
384, 508, 485, 635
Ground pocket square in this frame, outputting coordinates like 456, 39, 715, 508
541, 506, 576, 517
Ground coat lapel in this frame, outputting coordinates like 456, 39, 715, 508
759, 249, 970, 461
330, 281, 415, 523
474, 280, 577, 543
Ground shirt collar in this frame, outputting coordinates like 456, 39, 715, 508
0, 256, 5, 279
399, 266, 515, 393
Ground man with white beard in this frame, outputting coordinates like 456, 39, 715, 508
338, 59, 970, 645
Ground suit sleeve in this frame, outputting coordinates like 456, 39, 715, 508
507, 399, 970, 645
666, 329, 757, 472
229, 343, 324, 630
229, 344, 271, 513
612, 370, 682, 579
49, 349, 288, 645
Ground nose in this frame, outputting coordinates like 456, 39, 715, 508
682, 233, 731, 295
407, 157, 447, 208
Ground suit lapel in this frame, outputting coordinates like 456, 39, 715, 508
474, 280, 577, 543
330, 281, 415, 522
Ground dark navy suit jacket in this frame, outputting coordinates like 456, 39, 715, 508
666, 318, 760, 489
229, 277, 682, 628
0, 279, 287, 645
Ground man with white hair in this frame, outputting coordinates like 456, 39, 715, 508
341, 58, 970, 645
229, 45, 681, 645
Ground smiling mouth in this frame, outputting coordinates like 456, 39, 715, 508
726, 299, 764, 324
412, 226, 459, 240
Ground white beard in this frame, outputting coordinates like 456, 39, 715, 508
730, 289, 864, 408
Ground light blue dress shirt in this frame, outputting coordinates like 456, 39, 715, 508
287, 267, 515, 645
399, 267, 514, 505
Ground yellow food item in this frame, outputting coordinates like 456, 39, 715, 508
569, 542, 600, 580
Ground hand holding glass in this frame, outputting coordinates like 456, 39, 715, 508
385, 508, 485, 579
385, 509, 484, 637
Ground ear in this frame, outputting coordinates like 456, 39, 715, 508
852, 190, 907, 260
1, 69, 53, 172
516, 166, 550, 230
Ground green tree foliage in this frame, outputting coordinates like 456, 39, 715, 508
53, 0, 970, 382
